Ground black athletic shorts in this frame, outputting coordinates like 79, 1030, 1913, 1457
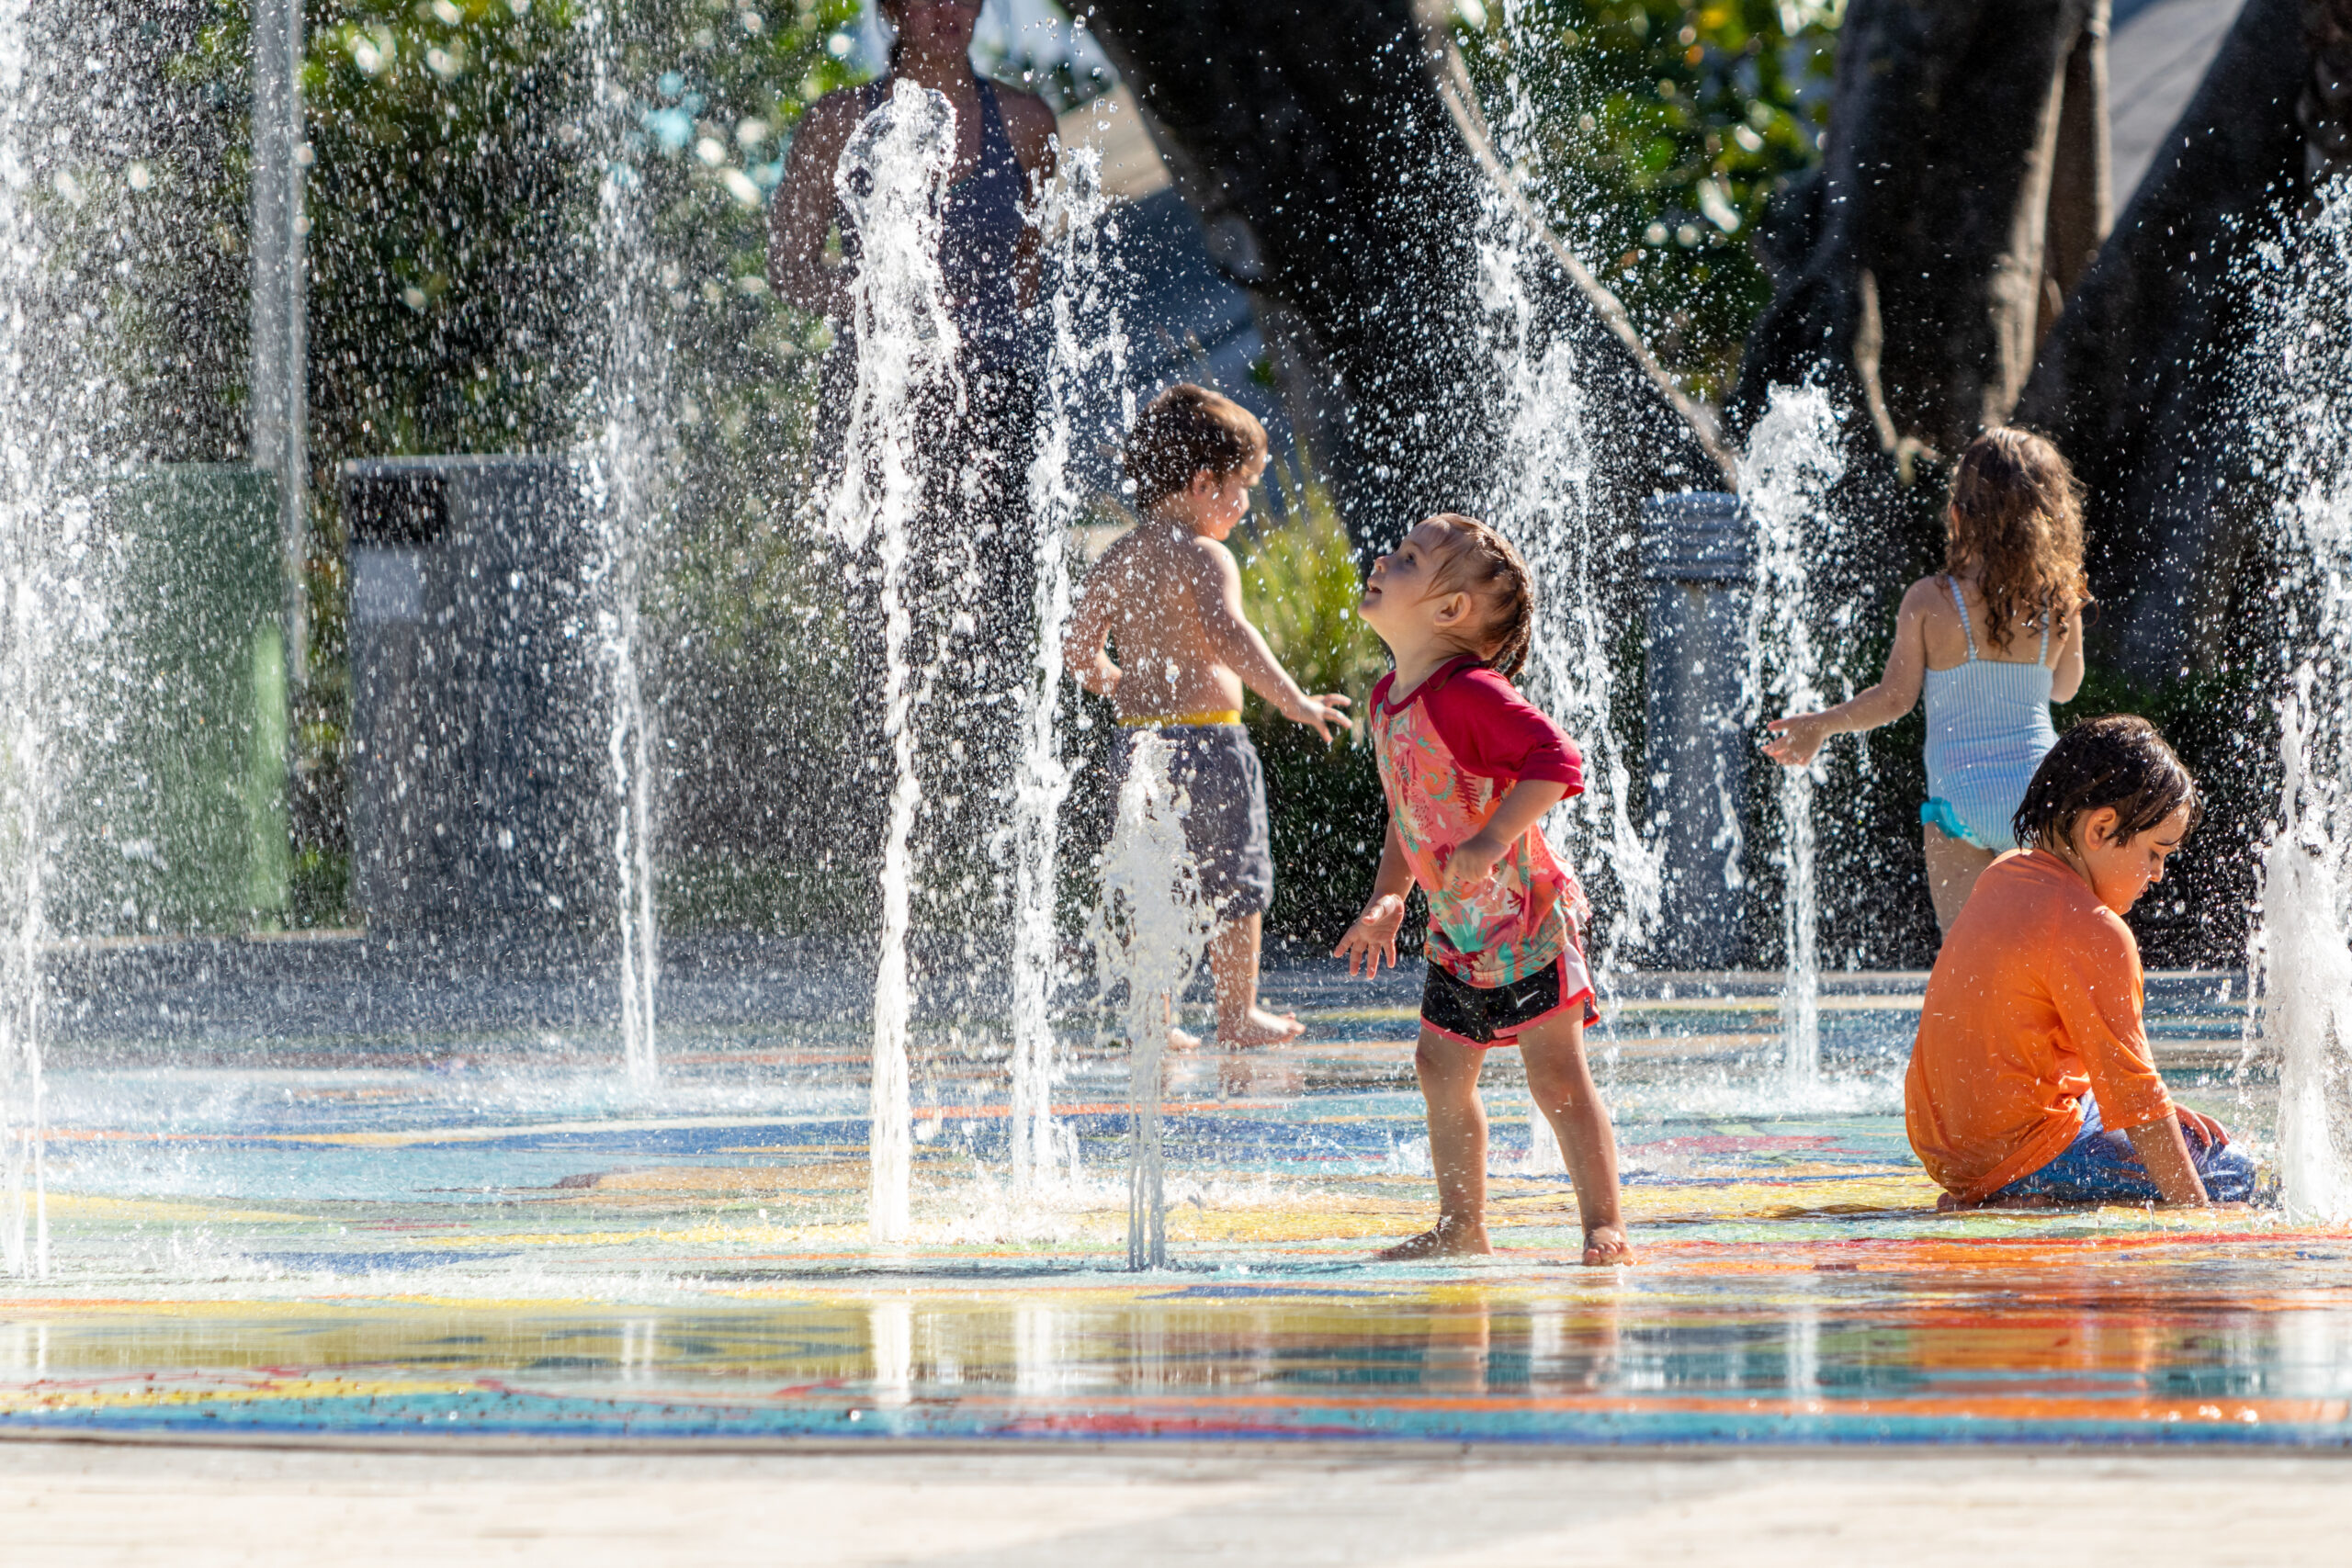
1420, 950, 1598, 1048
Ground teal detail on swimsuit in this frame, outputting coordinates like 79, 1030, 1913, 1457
1919, 578, 2057, 852
1919, 796, 1989, 850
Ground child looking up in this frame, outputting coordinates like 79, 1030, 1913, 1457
1908, 716, 2256, 1209
1067, 384, 1351, 1050
1764, 429, 2089, 931
1335, 514, 1631, 1266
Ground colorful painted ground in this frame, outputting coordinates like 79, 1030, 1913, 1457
6, 963, 2346, 1448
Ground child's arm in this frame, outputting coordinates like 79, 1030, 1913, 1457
2050, 596, 2086, 705
1443, 779, 1571, 895
1762, 578, 1933, 767
2123, 1115, 2211, 1206
1190, 539, 1351, 740
1062, 566, 1121, 697
1334, 820, 1415, 976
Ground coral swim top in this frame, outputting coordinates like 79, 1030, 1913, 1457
1368, 657, 1589, 988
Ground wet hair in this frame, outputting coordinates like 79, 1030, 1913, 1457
1423, 513, 1537, 682
1944, 427, 2093, 651
2012, 715, 2201, 854
1123, 384, 1268, 510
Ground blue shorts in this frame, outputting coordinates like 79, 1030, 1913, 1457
1988, 1094, 2258, 1205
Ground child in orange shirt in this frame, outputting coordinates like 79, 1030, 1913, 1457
1906, 716, 2255, 1208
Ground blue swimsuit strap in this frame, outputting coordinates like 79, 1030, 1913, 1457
1945, 576, 1978, 661
1948, 577, 2054, 665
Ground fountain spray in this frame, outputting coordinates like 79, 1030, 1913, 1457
581, 6, 668, 1095
829, 84, 964, 1245
1011, 135, 1124, 1191
2262, 677, 2352, 1221
2249, 182, 2352, 1219
1090, 734, 1210, 1270
1739, 387, 1845, 1087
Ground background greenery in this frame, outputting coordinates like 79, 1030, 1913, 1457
1456, 0, 1842, 406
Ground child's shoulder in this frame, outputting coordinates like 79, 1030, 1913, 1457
1900, 574, 1954, 610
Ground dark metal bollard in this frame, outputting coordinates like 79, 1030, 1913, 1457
1642, 492, 1752, 970
344, 457, 607, 931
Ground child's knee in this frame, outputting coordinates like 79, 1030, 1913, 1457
1413, 1032, 1479, 1088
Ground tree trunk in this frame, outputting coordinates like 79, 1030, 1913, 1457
2015, 0, 2344, 682
1075, 0, 1722, 543
1729, 0, 2110, 471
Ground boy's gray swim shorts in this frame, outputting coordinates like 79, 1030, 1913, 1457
1114, 724, 1274, 920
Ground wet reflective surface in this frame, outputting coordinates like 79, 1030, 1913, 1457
6, 960, 2339, 1447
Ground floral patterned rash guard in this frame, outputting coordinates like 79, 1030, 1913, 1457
1368, 655, 1590, 987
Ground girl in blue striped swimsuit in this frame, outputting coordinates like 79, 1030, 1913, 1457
1763, 429, 2088, 933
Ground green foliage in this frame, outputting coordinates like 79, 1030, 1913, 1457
1456, 1, 1842, 403
1221, 453, 1406, 950
1231, 457, 1389, 706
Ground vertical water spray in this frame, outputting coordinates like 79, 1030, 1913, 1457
1738, 388, 1844, 1087
1009, 138, 1122, 1191
581, 6, 667, 1093
1090, 734, 1209, 1270
2250, 180, 2352, 1218
827, 85, 964, 1245
2263, 677, 2352, 1221
1472, 12, 1663, 975
0, 0, 74, 1278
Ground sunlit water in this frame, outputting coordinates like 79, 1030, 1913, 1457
582, 3, 668, 1097
1088, 733, 1210, 1270
826, 82, 966, 1245
1010, 132, 1124, 1192
2251, 182, 2352, 1220
1738, 388, 1847, 1088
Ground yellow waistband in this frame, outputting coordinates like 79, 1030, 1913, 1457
1118, 709, 1242, 729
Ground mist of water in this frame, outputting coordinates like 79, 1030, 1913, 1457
1738, 387, 1845, 1086
827, 83, 964, 1245
1009, 137, 1124, 1192
0, 2, 94, 1280
2248, 182, 2352, 1220
1089, 733, 1210, 1270
2262, 679, 2352, 1221
581, 9, 667, 1095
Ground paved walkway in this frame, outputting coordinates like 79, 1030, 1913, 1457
6, 1441, 2349, 1564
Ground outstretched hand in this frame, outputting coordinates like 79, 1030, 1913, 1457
1334, 893, 1406, 977
1761, 712, 1830, 768
1294, 693, 1352, 744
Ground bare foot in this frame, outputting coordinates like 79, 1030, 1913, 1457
1374, 1220, 1491, 1260
1167, 1025, 1204, 1053
1582, 1224, 1634, 1266
1216, 1006, 1304, 1050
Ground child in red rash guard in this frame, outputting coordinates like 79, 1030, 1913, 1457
1335, 513, 1631, 1267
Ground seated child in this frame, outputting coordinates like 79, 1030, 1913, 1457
1908, 715, 2256, 1208
1334, 513, 1631, 1265
1065, 384, 1351, 1049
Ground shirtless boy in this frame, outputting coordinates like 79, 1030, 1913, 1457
1066, 384, 1351, 1049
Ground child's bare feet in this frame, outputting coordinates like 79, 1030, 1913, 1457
1216, 1005, 1303, 1049
1581, 1224, 1633, 1265
1168, 1025, 1204, 1053
1375, 1218, 1491, 1260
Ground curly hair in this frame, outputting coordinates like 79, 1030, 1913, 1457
1424, 513, 1537, 681
1944, 427, 2093, 651
1122, 384, 1268, 510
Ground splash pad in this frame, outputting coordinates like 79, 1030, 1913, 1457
2, 2, 2352, 1478
6, 951, 2342, 1448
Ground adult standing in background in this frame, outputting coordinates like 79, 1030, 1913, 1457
769, 0, 1060, 943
